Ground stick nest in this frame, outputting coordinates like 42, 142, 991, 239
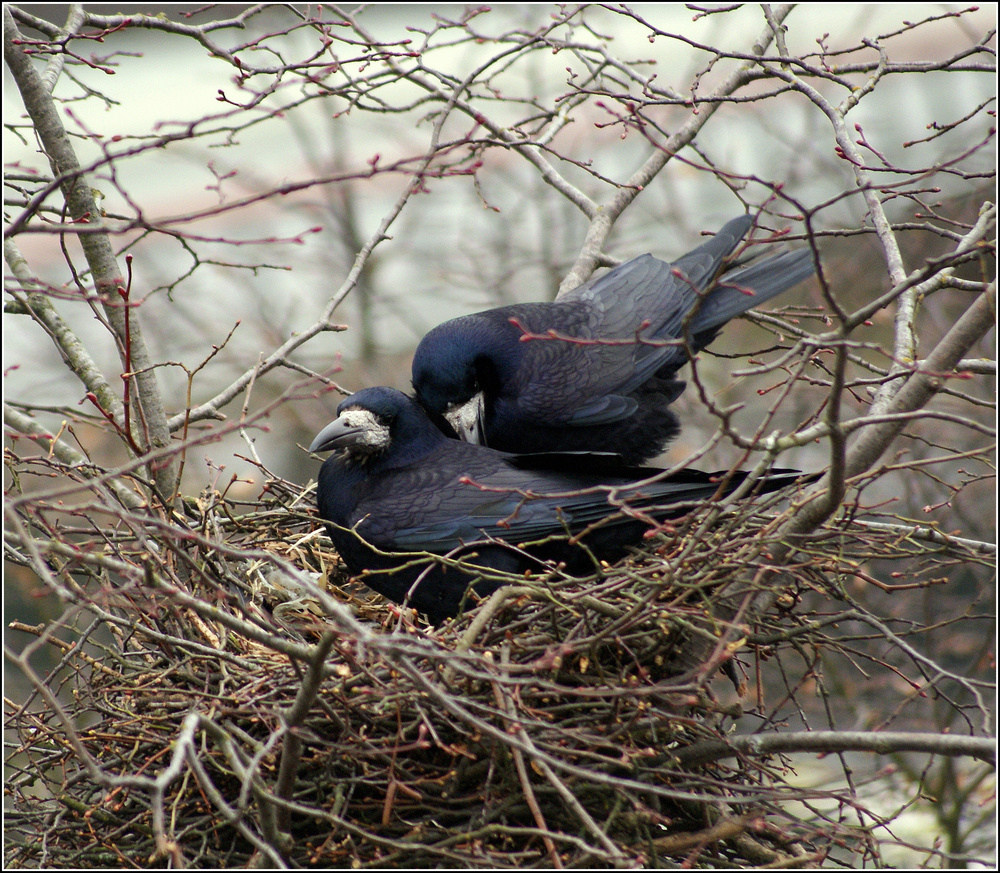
6, 474, 950, 868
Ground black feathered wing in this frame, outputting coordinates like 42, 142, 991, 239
507, 216, 751, 425
346, 442, 793, 553
502, 255, 716, 426
508, 218, 812, 427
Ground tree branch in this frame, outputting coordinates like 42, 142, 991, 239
4, 5, 177, 500
675, 730, 996, 768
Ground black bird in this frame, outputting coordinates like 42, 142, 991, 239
412, 214, 814, 464
310, 387, 807, 624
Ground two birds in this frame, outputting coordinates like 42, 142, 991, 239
309, 215, 816, 622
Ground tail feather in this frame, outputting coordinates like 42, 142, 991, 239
667, 214, 754, 287
686, 248, 815, 337
651, 467, 816, 508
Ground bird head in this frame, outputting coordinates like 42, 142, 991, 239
412, 323, 492, 444
309, 386, 444, 464
412, 371, 486, 446
412, 331, 479, 412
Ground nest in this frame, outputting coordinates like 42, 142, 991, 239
6, 472, 966, 869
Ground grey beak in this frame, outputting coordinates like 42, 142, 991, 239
446, 393, 486, 446
309, 417, 365, 453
